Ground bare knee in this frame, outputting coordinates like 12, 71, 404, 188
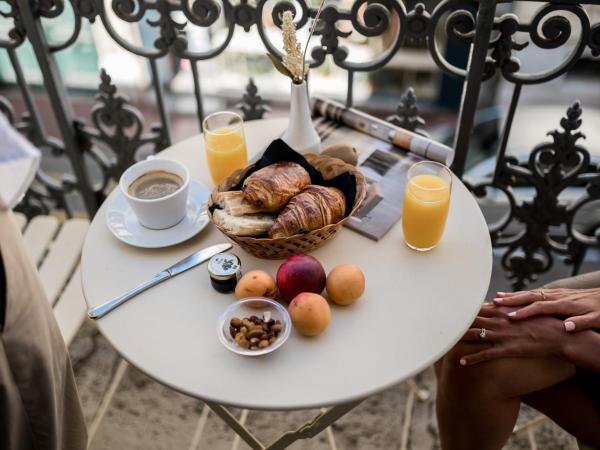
437, 342, 575, 401
437, 342, 502, 400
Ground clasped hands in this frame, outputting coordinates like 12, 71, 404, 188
459, 288, 600, 366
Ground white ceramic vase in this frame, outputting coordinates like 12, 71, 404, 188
281, 81, 321, 154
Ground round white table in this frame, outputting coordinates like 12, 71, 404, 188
81, 118, 492, 446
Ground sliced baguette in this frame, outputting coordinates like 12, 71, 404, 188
214, 191, 267, 216
212, 209, 275, 237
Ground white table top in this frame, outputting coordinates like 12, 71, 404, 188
81, 118, 492, 410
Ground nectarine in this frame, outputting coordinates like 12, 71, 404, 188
277, 254, 326, 302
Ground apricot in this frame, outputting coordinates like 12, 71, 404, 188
326, 264, 365, 306
235, 270, 277, 307
289, 293, 331, 337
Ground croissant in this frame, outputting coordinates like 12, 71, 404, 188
242, 162, 310, 212
269, 185, 346, 238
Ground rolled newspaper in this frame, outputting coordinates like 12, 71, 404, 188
312, 97, 454, 165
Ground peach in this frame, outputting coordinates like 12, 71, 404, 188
289, 293, 331, 337
326, 264, 365, 306
235, 270, 277, 307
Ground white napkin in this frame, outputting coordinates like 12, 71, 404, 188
0, 113, 41, 210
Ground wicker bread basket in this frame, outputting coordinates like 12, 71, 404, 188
207, 153, 367, 259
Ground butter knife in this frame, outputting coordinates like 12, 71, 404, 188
88, 243, 233, 319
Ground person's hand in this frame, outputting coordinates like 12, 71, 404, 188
493, 288, 600, 332
459, 303, 569, 366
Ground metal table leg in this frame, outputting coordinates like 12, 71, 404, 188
265, 399, 364, 450
201, 376, 431, 450
204, 402, 264, 450
204, 398, 364, 450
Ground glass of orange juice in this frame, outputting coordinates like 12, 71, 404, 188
402, 161, 452, 251
203, 111, 248, 185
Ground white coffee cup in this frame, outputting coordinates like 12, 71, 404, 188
119, 158, 190, 229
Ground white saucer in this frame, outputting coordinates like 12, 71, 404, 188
106, 181, 211, 248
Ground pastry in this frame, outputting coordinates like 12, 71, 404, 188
214, 191, 266, 216
242, 162, 310, 212
212, 209, 275, 237
269, 185, 346, 238
320, 143, 359, 167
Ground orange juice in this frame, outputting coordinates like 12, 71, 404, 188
205, 127, 248, 184
402, 174, 450, 250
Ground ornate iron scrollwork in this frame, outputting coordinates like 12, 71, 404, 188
233, 0, 256, 32
75, 69, 166, 199
481, 4, 597, 84
405, 3, 429, 45
21, 0, 488, 80
0, 0, 27, 48
73, 0, 98, 22
386, 87, 427, 137
469, 102, 600, 289
486, 14, 528, 78
185, 0, 222, 27
149, 0, 188, 54
310, 6, 353, 66
236, 78, 271, 121
36, 0, 65, 18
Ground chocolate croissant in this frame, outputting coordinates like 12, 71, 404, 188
269, 185, 346, 238
242, 162, 310, 212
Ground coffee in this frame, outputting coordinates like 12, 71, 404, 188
128, 170, 183, 200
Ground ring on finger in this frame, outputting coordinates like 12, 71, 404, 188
538, 289, 547, 301
479, 328, 487, 340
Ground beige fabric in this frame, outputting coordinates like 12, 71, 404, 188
0, 210, 87, 450
544, 271, 600, 290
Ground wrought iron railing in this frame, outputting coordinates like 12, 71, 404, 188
1, 0, 600, 288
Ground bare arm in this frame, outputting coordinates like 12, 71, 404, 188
494, 288, 600, 332
561, 329, 600, 373
460, 304, 600, 374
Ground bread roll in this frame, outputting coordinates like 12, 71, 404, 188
214, 191, 266, 216
320, 143, 359, 166
213, 209, 275, 237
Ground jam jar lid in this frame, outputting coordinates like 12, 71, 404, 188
208, 253, 241, 281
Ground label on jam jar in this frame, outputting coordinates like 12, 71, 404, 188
208, 253, 241, 279
208, 252, 242, 293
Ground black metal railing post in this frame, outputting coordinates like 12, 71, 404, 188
16, 0, 98, 215
451, 0, 497, 178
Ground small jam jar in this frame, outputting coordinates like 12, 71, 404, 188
208, 253, 242, 293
